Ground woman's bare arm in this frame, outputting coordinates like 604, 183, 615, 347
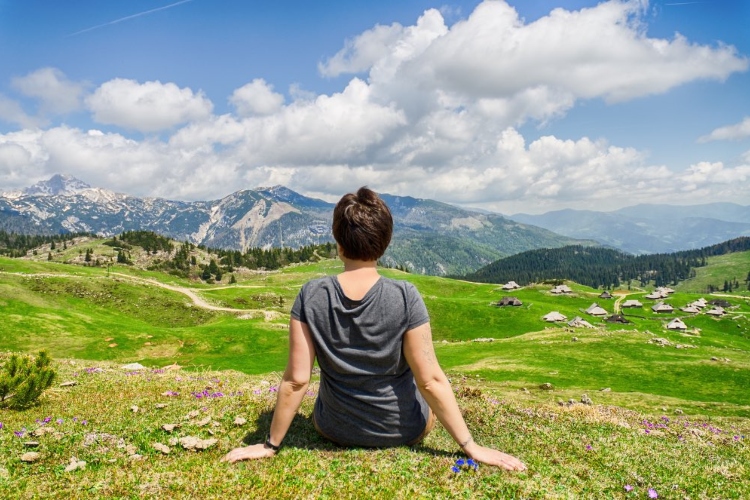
222, 318, 315, 463
403, 322, 526, 471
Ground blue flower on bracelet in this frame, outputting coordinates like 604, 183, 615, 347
451, 458, 479, 473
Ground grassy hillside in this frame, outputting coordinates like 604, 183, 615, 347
675, 250, 750, 294
2, 246, 749, 417
2, 241, 750, 498
1, 358, 748, 499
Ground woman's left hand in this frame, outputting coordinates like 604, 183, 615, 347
221, 444, 276, 463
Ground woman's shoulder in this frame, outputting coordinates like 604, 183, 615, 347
379, 276, 419, 294
300, 275, 337, 294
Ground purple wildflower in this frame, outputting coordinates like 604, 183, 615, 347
624, 484, 633, 492
81, 420, 88, 426
269, 386, 278, 393
455, 458, 465, 466
14, 428, 26, 438
253, 389, 261, 395
585, 445, 592, 451
56, 418, 64, 425
43, 416, 52, 424
734, 435, 741, 441
0, 422, 3, 430
648, 488, 658, 498
451, 466, 460, 473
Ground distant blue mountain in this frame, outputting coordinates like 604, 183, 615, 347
510, 203, 750, 254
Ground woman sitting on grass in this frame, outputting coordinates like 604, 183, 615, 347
223, 187, 526, 471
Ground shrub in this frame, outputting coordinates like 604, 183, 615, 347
0, 351, 56, 409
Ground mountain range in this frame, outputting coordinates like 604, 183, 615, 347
0, 175, 586, 275
509, 203, 750, 255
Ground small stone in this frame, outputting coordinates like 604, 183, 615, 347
64, 457, 86, 472
144, 342, 153, 346
129, 454, 144, 461
168, 438, 179, 447
130, 405, 139, 413
121, 363, 146, 371
675, 408, 684, 414
520, 387, 529, 393
163, 363, 182, 371
155, 403, 168, 409
581, 394, 593, 405
571, 337, 578, 342
233, 417, 247, 426
568, 399, 576, 405
184, 410, 200, 420
152, 443, 171, 454
21, 452, 41, 463
539, 382, 554, 390
195, 416, 211, 427
162, 424, 179, 433
600, 387, 611, 392
207, 429, 215, 436
60, 381, 77, 387
125, 444, 137, 455
179, 436, 217, 451
557, 400, 565, 406
33, 427, 55, 437
105, 337, 114, 342
711, 357, 718, 361
108, 343, 118, 348
23, 441, 40, 448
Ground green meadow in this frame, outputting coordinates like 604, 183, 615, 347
1, 248, 749, 498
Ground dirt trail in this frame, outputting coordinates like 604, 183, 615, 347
110, 272, 252, 312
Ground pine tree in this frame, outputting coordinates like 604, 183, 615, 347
229, 274, 237, 284
47, 252, 53, 261
0, 351, 56, 409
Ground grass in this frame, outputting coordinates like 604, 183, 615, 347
675, 250, 750, 295
0, 357, 748, 499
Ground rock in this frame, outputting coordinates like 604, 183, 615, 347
129, 454, 144, 461
599, 387, 611, 392
520, 387, 529, 393
233, 417, 247, 426
184, 410, 200, 420
23, 441, 40, 448
163, 363, 182, 371
568, 399, 577, 405
125, 444, 138, 455
144, 342, 153, 346
168, 438, 179, 447
155, 403, 168, 409
711, 357, 719, 361
195, 416, 211, 427
104, 337, 114, 342
108, 343, 118, 348
539, 383, 554, 390
130, 405, 139, 413
33, 427, 55, 437
64, 457, 86, 472
59, 381, 77, 387
21, 452, 41, 463
162, 424, 179, 433
581, 394, 593, 405
472, 338, 494, 343
152, 443, 171, 454
571, 337, 578, 342
675, 409, 684, 414
179, 436, 217, 451
557, 400, 565, 406
121, 363, 146, 371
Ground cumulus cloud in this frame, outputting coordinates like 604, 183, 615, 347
698, 117, 750, 142
86, 78, 213, 132
11, 67, 87, 115
3, 0, 749, 212
229, 79, 284, 116
0, 94, 42, 129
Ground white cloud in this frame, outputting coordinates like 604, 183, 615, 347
229, 79, 284, 116
86, 78, 213, 132
11, 67, 87, 114
698, 117, 750, 142
0, 94, 41, 129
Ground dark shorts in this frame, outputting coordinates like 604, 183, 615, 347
313, 408, 436, 447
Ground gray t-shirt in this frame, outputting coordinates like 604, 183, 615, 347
290, 275, 431, 447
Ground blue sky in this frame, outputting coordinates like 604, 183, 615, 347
0, 0, 748, 213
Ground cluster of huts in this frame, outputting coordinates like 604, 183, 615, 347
495, 281, 733, 332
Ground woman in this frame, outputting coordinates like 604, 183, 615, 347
223, 187, 526, 471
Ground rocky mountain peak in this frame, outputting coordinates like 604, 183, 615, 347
23, 174, 91, 197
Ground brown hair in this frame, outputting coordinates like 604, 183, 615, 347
332, 186, 393, 261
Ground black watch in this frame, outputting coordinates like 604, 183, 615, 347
264, 439, 280, 452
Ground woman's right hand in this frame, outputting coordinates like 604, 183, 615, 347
464, 442, 527, 471
221, 444, 276, 463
